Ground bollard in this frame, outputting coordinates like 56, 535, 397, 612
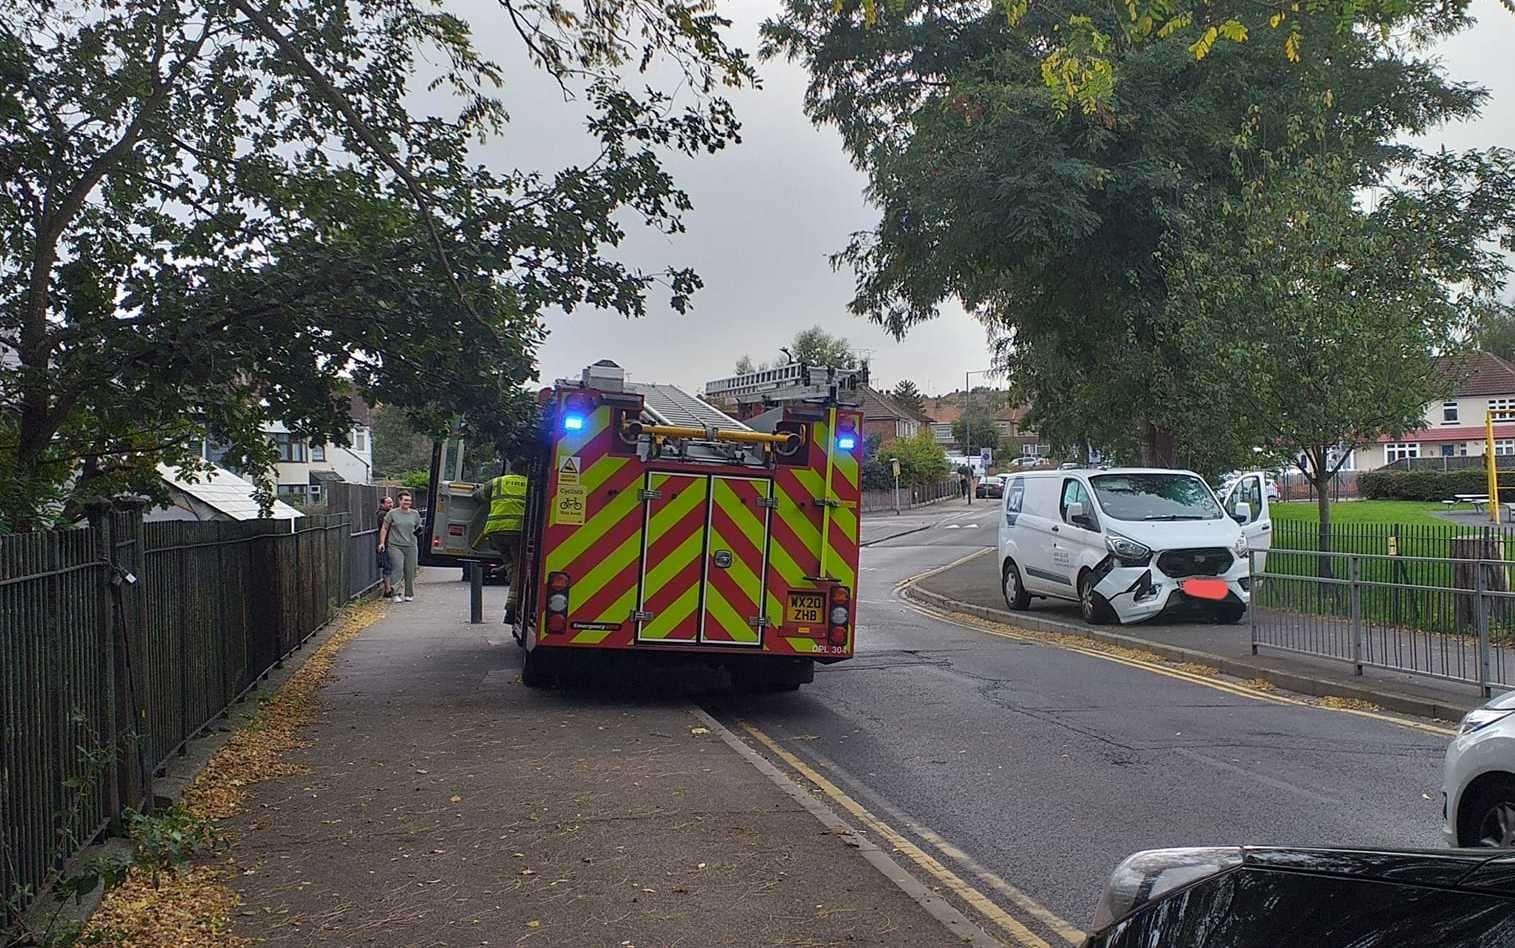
469, 562, 484, 624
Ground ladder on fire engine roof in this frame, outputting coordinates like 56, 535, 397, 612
626, 382, 749, 432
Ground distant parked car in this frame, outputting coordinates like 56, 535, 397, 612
1009, 456, 1043, 469
1443, 690, 1515, 847
976, 474, 1005, 499
1082, 845, 1515, 947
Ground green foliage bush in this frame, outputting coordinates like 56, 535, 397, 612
1358, 469, 1515, 501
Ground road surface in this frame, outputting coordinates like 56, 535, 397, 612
707, 507, 1451, 944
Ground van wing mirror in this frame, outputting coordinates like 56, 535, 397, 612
1066, 501, 1093, 529
1234, 501, 1252, 524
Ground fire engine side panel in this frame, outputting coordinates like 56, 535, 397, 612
637, 473, 708, 643
766, 409, 861, 657
540, 403, 645, 645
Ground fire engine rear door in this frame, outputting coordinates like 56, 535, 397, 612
701, 476, 771, 645
636, 473, 708, 643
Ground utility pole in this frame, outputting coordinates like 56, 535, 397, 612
965, 368, 991, 504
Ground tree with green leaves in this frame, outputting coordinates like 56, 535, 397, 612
733, 355, 771, 376
875, 429, 949, 486
765, 0, 1489, 469
952, 411, 1002, 456
891, 379, 925, 415
788, 326, 858, 369
1162, 136, 1515, 557
0, 0, 752, 530
1472, 301, 1515, 365
370, 406, 436, 481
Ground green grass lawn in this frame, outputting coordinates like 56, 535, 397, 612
1271, 500, 1453, 528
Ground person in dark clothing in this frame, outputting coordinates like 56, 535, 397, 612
376, 495, 395, 597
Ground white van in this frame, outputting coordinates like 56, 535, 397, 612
996, 468, 1273, 625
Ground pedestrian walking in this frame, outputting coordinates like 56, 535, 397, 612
378, 491, 421, 602
375, 495, 396, 597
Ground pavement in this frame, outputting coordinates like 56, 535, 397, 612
908, 546, 1492, 720
221, 570, 972, 947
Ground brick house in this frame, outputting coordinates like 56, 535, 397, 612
860, 387, 931, 446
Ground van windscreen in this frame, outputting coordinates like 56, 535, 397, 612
1089, 473, 1222, 521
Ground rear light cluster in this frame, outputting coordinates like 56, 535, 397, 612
545, 571, 570, 634
828, 586, 851, 647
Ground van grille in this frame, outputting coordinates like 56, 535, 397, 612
1157, 548, 1233, 578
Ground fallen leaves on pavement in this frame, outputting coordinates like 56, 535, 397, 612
82, 601, 384, 946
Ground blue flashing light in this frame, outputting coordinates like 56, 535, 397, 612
563, 414, 585, 432
837, 435, 857, 451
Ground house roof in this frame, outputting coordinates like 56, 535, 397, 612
860, 387, 931, 424
1378, 425, 1515, 444
922, 393, 1024, 426
159, 463, 303, 520
1437, 352, 1515, 398
348, 394, 373, 427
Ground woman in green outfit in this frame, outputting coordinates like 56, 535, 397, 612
378, 491, 422, 601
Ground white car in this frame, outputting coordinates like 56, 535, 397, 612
1442, 691, 1515, 847
997, 468, 1274, 625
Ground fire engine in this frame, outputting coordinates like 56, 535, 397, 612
424, 360, 864, 690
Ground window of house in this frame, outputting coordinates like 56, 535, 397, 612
310, 443, 325, 462
353, 430, 367, 452
1385, 443, 1420, 462
1497, 440, 1515, 457
1440, 444, 1468, 457
272, 433, 306, 463
1444, 402, 1460, 423
1490, 399, 1515, 419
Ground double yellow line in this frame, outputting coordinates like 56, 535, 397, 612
740, 721, 1084, 948
899, 598, 1457, 738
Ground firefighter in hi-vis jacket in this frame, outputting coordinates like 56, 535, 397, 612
469, 462, 528, 566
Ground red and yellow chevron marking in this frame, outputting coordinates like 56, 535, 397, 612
703, 477, 769, 645
637, 473, 707, 643
541, 402, 645, 642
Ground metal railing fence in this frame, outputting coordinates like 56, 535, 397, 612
1251, 545, 1515, 697
2, 503, 362, 929
860, 477, 961, 514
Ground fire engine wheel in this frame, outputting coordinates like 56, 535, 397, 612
521, 648, 557, 688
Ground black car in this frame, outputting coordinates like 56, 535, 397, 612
1084, 846, 1515, 947
975, 475, 1005, 499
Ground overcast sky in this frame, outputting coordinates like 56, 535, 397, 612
458, 0, 1513, 397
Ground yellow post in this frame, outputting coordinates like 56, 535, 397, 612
1487, 409, 1501, 525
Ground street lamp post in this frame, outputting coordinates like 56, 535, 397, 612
965, 368, 991, 502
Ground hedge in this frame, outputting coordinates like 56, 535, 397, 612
1358, 468, 1515, 502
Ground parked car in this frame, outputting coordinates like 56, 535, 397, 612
996, 468, 1274, 625
1009, 456, 1043, 469
1443, 690, 1515, 848
976, 474, 1005, 499
1082, 845, 1515, 947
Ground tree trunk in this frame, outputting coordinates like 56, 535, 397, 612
1139, 422, 1180, 468
1311, 447, 1333, 581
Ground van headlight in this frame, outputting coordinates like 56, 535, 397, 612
1458, 708, 1515, 736
1105, 533, 1151, 566
1090, 847, 1244, 931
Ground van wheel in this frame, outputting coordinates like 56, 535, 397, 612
1079, 571, 1115, 626
1002, 559, 1031, 611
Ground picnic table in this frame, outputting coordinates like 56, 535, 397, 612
1445, 495, 1515, 518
